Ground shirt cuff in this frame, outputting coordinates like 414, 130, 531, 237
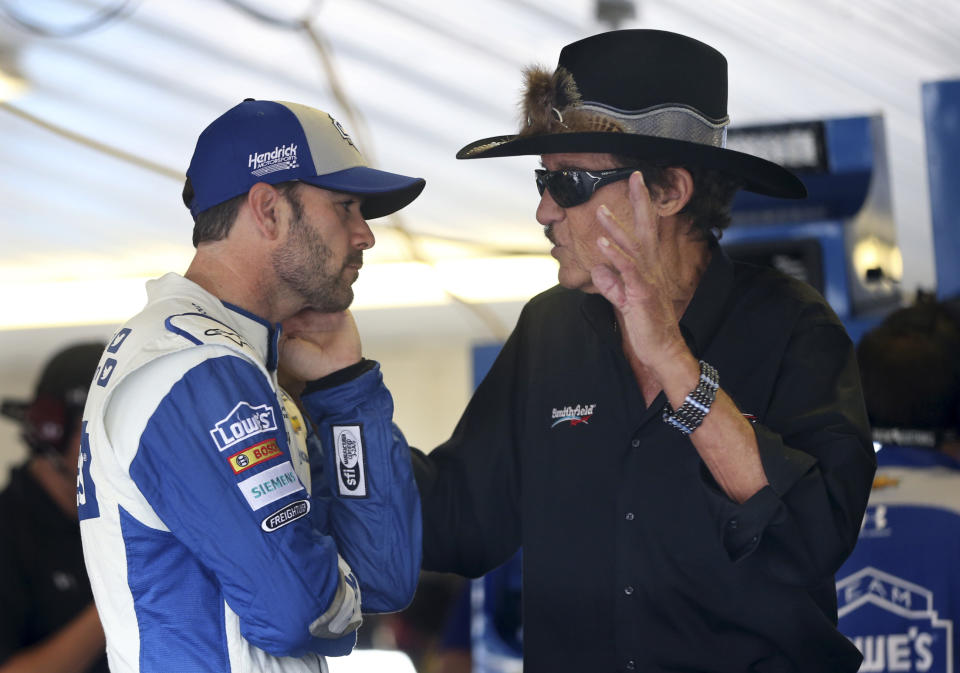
303, 359, 377, 394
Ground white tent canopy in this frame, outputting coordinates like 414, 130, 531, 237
1, 0, 958, 342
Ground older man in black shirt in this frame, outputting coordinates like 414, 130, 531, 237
411, 30, 876, 673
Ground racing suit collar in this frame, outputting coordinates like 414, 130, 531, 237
221, 300, 281, 372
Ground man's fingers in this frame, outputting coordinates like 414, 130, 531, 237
627, 171, 658, 242
596, 234, 637, 279
596, 204, 636, 252
590, 263, 626, 308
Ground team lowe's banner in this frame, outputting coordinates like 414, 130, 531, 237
837, 498, 959, 673
838, 566, 953, 672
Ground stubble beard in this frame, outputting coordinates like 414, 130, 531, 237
273, 197, 358, 313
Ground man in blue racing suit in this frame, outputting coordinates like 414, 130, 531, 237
78, 99, 425, 672
836, 301, 960, 673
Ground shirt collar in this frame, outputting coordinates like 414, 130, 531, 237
678, 239, 733, 357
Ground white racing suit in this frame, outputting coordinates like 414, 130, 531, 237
78, 273, 421, 672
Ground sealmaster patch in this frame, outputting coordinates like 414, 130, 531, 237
333, 425, 367, 498
228, 439, 282, 475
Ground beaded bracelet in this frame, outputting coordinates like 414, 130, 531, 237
662, 360, 719, 436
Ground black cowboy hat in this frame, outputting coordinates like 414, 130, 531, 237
457, 29, 806, 199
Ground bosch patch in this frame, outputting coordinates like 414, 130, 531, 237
227, 439, 282, 475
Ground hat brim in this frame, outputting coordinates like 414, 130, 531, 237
301, 166, 426, 219
457, 132, 806, 199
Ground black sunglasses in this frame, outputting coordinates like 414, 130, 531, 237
534, 166, 638, 208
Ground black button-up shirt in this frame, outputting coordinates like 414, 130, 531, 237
0, 465, 109, 672
413, 248, 876, 672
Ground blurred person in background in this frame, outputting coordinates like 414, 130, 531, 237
78, 99, 424, 672
0, 343, 108, 673
836, 300, 960, 672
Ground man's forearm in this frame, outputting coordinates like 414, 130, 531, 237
657, 349, 769, 504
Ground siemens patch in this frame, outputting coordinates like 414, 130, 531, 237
333, 424, 368, 498
261, 499, 311, 532
210, 401, 278, 451
228, 439, 282, 475
237, 461, 304, 510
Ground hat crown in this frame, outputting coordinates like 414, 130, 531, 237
557, 30, 727, 121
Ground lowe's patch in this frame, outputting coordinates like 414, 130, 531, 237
237, 461, 303, 510
333, 425, 367, 498
228, 439, 282, 475
210, 401, 278, 451
261, 499, 311, 532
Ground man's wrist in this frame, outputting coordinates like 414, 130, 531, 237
662, 359, 720, 436
653, 347, 700, 406
303, 359, 375, 394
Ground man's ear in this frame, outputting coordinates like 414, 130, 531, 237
656, 167, 694, 217
246, 182, 284, 240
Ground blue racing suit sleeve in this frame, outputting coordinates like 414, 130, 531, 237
300, 362, 422, 614
128, 353, 355, 657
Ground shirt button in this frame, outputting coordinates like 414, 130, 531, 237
625, 512, 635, 521
751, 535, 759, 544
631, 438, 640, 448
626, 660, 636, 670
624, 585, 634, 596
728, 517, 739, 529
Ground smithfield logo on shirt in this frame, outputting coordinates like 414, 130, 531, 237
837, 567, 952, 672
228, 438, 282, 475
248, 142, 298, 177
550, 403, 597, 428
237, 461, 304, 510
334, 424, 367, 498
210, 402, 278, 451
261, 498, 311, 532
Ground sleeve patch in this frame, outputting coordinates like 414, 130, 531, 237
210, 401, 278, 451
237, 461, 304, 510
227, 439, 282, 475
260, 499, 311, 532
333, 424, 368, 498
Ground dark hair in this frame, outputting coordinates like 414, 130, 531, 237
182, 179, 300, 248
614, 157, 742, 239
857, 301, 960, 433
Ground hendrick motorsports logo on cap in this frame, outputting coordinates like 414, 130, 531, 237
248, 143, 299, 177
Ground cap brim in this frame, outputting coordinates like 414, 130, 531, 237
457, 132, 807, 199
301, 166, 426, 219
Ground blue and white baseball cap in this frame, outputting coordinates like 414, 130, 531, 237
185, 99, 425, 220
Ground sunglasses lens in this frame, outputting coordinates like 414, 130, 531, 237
544, 172, 589, 208
535, 172, 547, 197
